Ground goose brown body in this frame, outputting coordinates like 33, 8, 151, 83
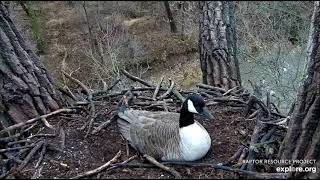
117, 109, 210, 161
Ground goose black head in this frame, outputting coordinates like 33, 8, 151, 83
180, 94, 214, 127
185, 94, 214, 120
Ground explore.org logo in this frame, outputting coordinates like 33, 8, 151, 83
276, 166, 317, 173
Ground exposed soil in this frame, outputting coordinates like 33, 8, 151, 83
13, 95, 254, 179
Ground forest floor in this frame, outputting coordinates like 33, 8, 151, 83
14, 97, 254, 179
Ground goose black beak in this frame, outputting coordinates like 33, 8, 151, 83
200, 107, 214, 120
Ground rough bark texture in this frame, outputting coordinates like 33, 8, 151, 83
164, 1, 178, 33
0, 2, 63, 126
199, 1, 241, 90
278, 1, 320, 178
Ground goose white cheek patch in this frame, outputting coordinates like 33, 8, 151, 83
187, 100, 198, 114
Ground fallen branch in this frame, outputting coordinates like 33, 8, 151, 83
152, 76, 164, 100
41, 117, 55, 130
143, 154, 182, 179
59, 127, 66, 150
17, 141, 44, 171
35, 142, 47, 168
223, 86, 239, 96
172, 89, 186, 102
197, 83, 227, 93
71, 150, 122, 179
158, 78, 175, 100
107, 155, 138, 171
91, 115, 116, 135
223, 145, 245, 166
0, 143, 37, 153
7, 139, 31, 146
62, 70, 96, 137
121, 69, 153, 87
0, 108, 76, 135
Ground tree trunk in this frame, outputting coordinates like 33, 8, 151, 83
278, 1, 320, 178
0, 2, 64, 126
199, 1, 241, 90
164, 1, 178, 33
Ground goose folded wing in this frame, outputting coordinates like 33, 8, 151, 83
130, 115, 181, 159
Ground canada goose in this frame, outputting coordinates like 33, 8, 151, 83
117, 94, 214, 162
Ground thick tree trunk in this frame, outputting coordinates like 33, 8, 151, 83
278, 2, 320, 178
164, 1, 178, 33
0, 2, 64, 126
199, 1, 241, 90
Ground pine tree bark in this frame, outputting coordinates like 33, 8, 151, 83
164, 1, 178, 33
0, 2, 64, 126
199, 1, 241, 90
278, 1, 320, 178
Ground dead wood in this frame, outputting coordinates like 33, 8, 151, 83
152, 76, 164, 100
223, 145, 245, 166
35, 142, 47, 168
197, 83, 227, 93
41, 117, 55, 130
17, 141, 44, 171
71, 150, 122, 179
0, 144, 36, 153
91, 115, 117, 135
121, 69, 153, 87
158, 78, 175, 100
0, 108, 76, 135
107, 155, 138, 171
223, 86, 239, 96
59, 127, 66, 150
172, 89, 186, 102
143, 154, 182, 179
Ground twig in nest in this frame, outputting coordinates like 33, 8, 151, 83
7, 139, 31, 146
106, 79, 121, 91
248, 109, 261, 119
35, 142, 47, 168
17, 141, 44, 171
121, 69, 153, 87
212, 97, 247, 104
31, 165, 43, 179
91, 115, 116, 135
222, 145, 245, 166
59, 127, 66, 150
172, 89, 186, 102
143, 154, 182, 179
197, 83, 227, 93
0, 143, 36, 153
107, 155, 138, 171
153, 76, 164, 100
223, 86, 239, 96
23, 122, 39, 133
62, 70, 95, 137
62, 70, 91, 95
71, 150, 122, 179
0, 108, 76, 135
158, 78, 175, 100
41, 117, 55, 130
27, 133, 56, 139
0, 133, 22, 143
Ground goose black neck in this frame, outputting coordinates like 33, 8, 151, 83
179, 103, 194, 128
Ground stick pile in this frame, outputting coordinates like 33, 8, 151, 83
0, 69, 289, 179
